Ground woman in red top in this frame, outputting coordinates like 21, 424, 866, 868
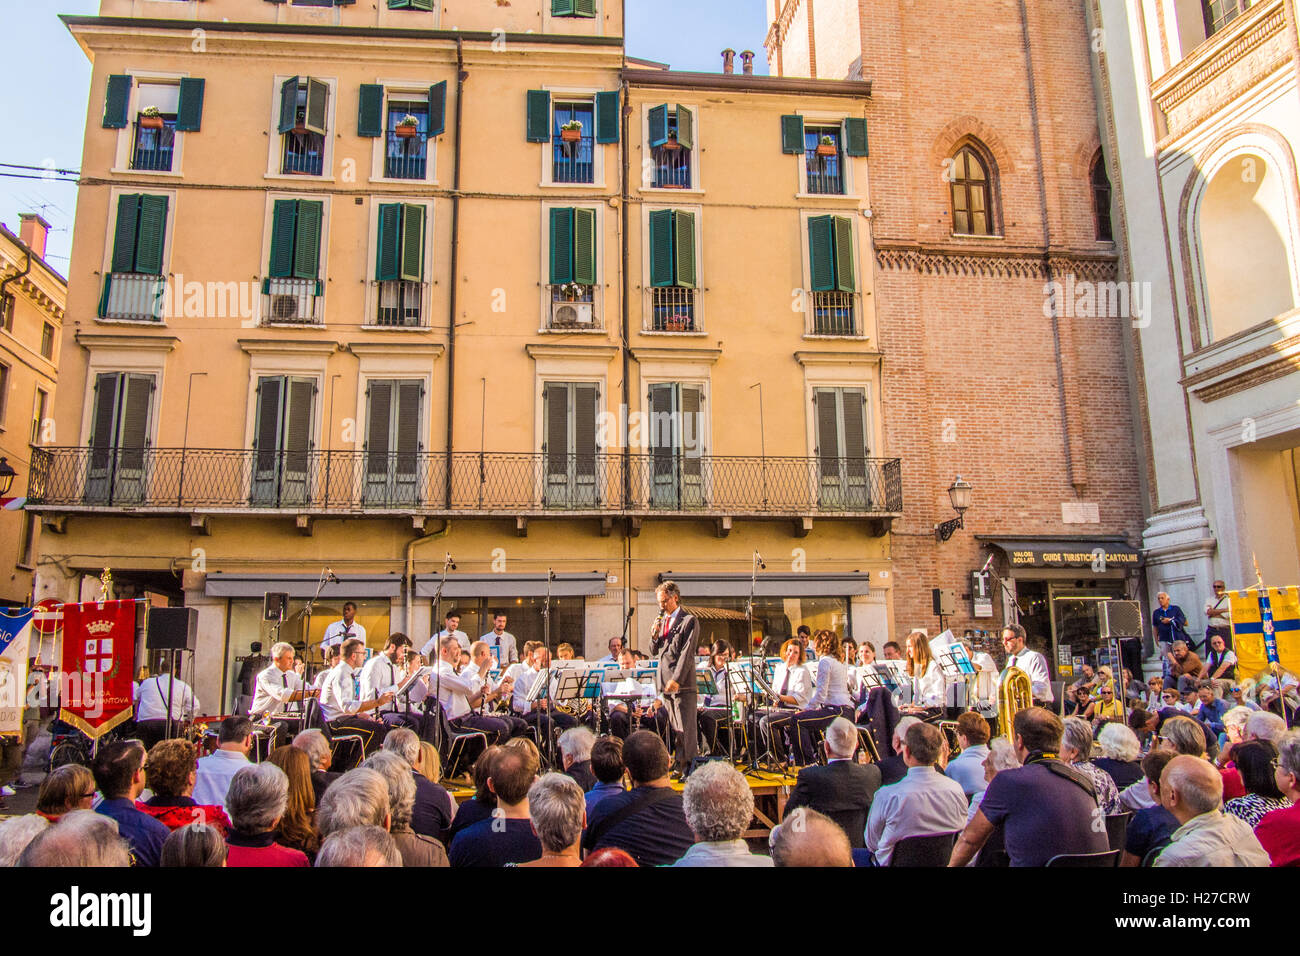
35, 763, 96, 824
136, 739, 232, 837
224, 763, 309, 867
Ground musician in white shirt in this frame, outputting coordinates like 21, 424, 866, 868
320, 638, 394, 755
133, 660, 199, 748
359, 634, 434, 741
604, 649, 670, 739
432, 634, 510, 743
512, 645, 578, 738
900, 631, 944, 716
250, 642, 319, 743
757, 640, 813, 764
790, 630, 856, 765
479, 613, 519, 665
322, 602, 366, 650
468, 640, 527, 739
998, 623, 1053, 705
421, 611, 470, 657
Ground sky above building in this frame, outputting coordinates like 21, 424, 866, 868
0, 0, 769, 266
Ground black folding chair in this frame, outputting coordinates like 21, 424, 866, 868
1046, 849, 1121, 867
890, 831, 959, 867
1104, 812, 1132, 854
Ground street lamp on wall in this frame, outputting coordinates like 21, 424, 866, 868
0, 457, 16, 497
934, 475, 972, 543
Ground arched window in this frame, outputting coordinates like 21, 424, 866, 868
950, 146, 993, 236
1091, 152, 1114, 242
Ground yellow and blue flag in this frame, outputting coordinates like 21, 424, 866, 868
1230, 586, 1300, 677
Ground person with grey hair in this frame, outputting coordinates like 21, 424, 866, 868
361, 753, 447, 867
161, 822, 228, 867
1060, 717, 1120, 814
558, 726, 597, 791
783, 716, 881, 849
224, 763, 308, 867
317, 767, 391, 838
1153, 755, 1268, 866
965, 737, 1021, 825
1094, 722, 1143, 790
293, 728, 339, 806
674, 762, 772, 867
316, 825, 403, 867
1244, 709, 1287, 745
518, 772, 586, 867
16, 809, 131, 867
383, 727, 453, 842
1255, 728, 1300, 866
866, 722, 967, 865
1166, 639, 1204, 695
1151, 591, 1188, 681
770, 807, 853, 867
250, 641, 318, 741
0, 814, 48, 866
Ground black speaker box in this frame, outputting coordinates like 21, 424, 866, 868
147, 606, 198, 651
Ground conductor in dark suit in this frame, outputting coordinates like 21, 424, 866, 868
651, 580, 700, 777
783, 716, 881, 849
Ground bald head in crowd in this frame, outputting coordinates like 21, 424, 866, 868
770, 808, 853, 867
1160, 754, 1223, 824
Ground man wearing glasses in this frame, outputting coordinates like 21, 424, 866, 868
998, 624, 1053, 706
1204, 580, 1232, 651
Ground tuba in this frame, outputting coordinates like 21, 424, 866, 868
997, 666, 1033, 743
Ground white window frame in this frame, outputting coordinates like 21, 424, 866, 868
31, 385, 49, 447
540, 87, 607, 189
639, 202, 706, 335
798, 209, 868, 341
258, 192, 333, 329
362, 196, 435, 330
111, 71, 190, 178
98, 185, 179, 327
794, 111, 859, 200
240, 359, 327, 459
265, 74, 339, 181
368, 81, 440, 185
638, 102, 703, 194
796, 354, 882, 465
77, 349, 168, 451
539, 200, 606, 333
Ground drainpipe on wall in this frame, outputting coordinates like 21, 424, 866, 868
444, 37, 467, 508
620, 73, 633, 631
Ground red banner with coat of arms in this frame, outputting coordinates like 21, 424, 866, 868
58, 599, 138, 738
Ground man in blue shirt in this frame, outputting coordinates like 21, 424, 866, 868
1151, 592, 1188, 678
585, 736, 626, 816
92, 739, 170, 867
582, 731, 693, 866
448, 745, 542, 867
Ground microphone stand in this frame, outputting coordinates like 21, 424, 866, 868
742, 551, 768, 778
982, 558, 1020, 627
429, 555, 454, 753
541, 569, 556, 770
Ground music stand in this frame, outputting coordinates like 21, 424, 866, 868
525, 666, 563, 768
938, 644, 976, 715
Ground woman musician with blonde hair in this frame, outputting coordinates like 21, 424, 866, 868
900, 630, 944, 720
789, 630, 855, 765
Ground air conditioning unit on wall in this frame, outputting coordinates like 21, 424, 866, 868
552, 302, 593, 327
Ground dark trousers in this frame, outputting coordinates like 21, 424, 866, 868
328, 716, 390, 757
495, 713, 530, 739
791, 705, 854, 765
664, 691, 698, 773
523, 709, 578, 740
609, 706, 670, 740
757, 708, 797, 762
134, 719, 178, 750
451, 713, 511, 746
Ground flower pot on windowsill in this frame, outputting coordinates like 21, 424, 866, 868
815, 142, 838, 157
395, 124, 419, 139
560, 127, 582, 144
661, 135, 681, 151
139, 115, 164, 130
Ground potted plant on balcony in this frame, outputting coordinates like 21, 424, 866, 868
662, 130, 681, 151
556, 282, 588, 302
395, 114, 420, 139
560, 119, 583, 144
139, 106, 164, 130
664, 314, 691, 332
816, 135, 837, 157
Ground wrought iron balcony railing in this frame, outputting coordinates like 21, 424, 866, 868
28, 448, 903, 517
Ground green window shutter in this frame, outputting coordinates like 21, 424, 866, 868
175, 78, 205, 132
269, 200, 298, 278
573, 207, 596, 286
119, 374, 154, 469
781, 114, 805, 154
293, 200, 323, 280
387, 0, 411, 7
399, 204, 426, 282
134, 195, 169, 276
815, 389, 840, 460
358, 84, 384, 138
552, 0, 575, 13
526, 90, 551, 143
842, 389, 867, 458
675, 105, 694, 150
410, 0, 434, 8
376, 203, 401, 282
549, 207, 574, 284
428, 81, 447, 137
648, 209, 674, 288
366, 380, 392, 471
648, 104, 668, 149
595, 90, 619, 144
575, 0, 596, 15
673, 210, 697, 289
544, 384, 569, 473
843, 117, 868, 157
97, 275, 113, 319
305, 78, 329, 135
808, 215, 835, 292
110, 194, 142, 275
103, 75, 132, 129
395, 381, 422, 462
278, 76, 300, 134
832, 216, 856, 293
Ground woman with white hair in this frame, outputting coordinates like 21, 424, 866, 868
673, 762, 772, 867
360, 753, 448, 867
518, 772, 586, 868
225, 763, 309, 867
1059, 717, 1120, 814
1093, 722, 1143, 790
0, 814, 49, 866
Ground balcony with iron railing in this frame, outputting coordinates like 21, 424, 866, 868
282, 130, 325, 176
373, 279, 427, 328
28, 449, 904, 525
809, 291, 857, 336
804, 149, 845, 195
549, 284, 600, 331
384, 130, 428, 180
263, 277, 322, 325
131, 118, 176, 172
101, 273, 167, 323
648, 287, 697, 332
552, 134, 595, 184
651, 143, 691, 189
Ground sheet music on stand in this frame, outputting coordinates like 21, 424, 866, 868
553, 667, 596, 703
395, 665, 434, 699
938, 644, 976, 677
872, 660, 908, 693
525, 667, 554, 703
695, 670, 718, 696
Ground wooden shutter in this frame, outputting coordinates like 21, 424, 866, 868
844, 117, 868, 157
118, 374, 154, 472
395, 381, 422, 460
815, 389, 840, 461
293, 200, 323, 280
103, 75, 132, 129
549, 207, 574, 284
254, 377, 284, 455
175, 78, 205, 132
575, 0, 596, 15
133, 195, 169, 276
680, 385, 703, 499
526, 90, 551, 143
284, 377, 316, 467
358, 84, 384, 137
807, 215, 835, 292
411, 0, 435, 8
389, 0, 411, 7
544, 384, 569, 478
574, 383, 598, 502
595, 90, 619, 144
675, 105, 694, 150
842, 389, 867, 458
305, 78, 329, 135
572, 207, 596, 286
552, 0, 575, 13
366, 379, 392, 478
648, 104, 669, 149
278, 76, 300, 134
400, 204, 426, 283
111, 195, 142, 274
673, 210, 696, 289
89, 373, 123, 468
648, 209, 674, 288
832, 216, 856, 293
428, 81, 447, 137
375, 203, 401, 282
269, 200, 298, 278
781, 114, 805, 154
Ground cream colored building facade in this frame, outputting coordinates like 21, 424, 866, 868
36, 0, 896, 712
1090, 0, 1300, 633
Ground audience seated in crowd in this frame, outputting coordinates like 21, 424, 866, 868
92, 740, 171, 867
558, 726, 598, 792
448, 741, 543, 867
16, 809, 131, 867
518, 772, 586, 867
874, 716, 920, 787
1223, 740, 1290, 828
361, 753, 449, 867
783, 716, 881, 849
1255, 728, 1300, 867
674, 762, 772, 867
865, 722, 967, 865
0, 814, 48, 866
193, 716, 254, 811
943, 712, 991, 798
137, 739, 232, 838
293, 729, 339, 807
265, 745, 322, 860
383, 728, 453, 843
582, 731, 694, 867
316, 826, 402, 867
1060, 717, 1120, 814
1093, 722, 1143, 790
585, 736, 626, 816
1153, 755, 1269, 867
161, 822, 228, 867
770, 807, 854, 867
34, 764, 96, 824
1119, 749, 1179, 867
224, 763, 310, 867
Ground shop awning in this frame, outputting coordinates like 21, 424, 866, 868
684, 605, 749, 621
414, 572, 607, 599
658, 572, 872, 597
977, 536, 1142, 570
204, 573, 403, 599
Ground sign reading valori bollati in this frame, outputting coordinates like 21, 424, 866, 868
1006, 545, 1141, 568
0, 607, 34, 735
58, 599, 139, 738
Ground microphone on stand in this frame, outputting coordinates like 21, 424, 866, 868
445, 553, 457, 570
979, 553, 995, 575
325, 567, 341, 583
754, 551, 767, 570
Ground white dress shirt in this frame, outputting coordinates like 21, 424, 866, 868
322, 619, 366, 650
319, 661, 367, 722
809, 656, 853, 708
421, 628, 470, 657
864, 765, 970, 865
192, 749, 250, 810
434, 658, 482, 720
906, 660, 945, 709
250, 664, 304, 719
769, 662, 812, 710
359, 652, 404, 712
480, 630, 519, 664
133, 675, 198, 722
1001, 648, 1053, 702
